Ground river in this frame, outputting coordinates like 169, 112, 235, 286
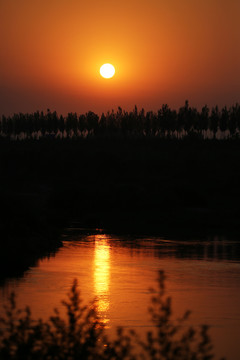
1, 229, 240, 359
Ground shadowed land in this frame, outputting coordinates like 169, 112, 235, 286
1, 106, 240, 282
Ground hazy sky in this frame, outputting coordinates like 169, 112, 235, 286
0, 0, 240, 115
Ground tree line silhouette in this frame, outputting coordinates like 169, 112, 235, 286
1, 101, 240, 140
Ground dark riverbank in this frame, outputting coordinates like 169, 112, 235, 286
1, 137, 240, 282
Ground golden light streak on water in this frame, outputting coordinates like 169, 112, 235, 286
94, 235, 110, 326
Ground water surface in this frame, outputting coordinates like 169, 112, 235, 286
1, 231, 240, 359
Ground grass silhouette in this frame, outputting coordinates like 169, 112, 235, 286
0, 271, 225, 360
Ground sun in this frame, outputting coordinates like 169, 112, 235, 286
100, 64, 115, 79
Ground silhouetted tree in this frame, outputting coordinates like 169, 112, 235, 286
86, 111, 99, 136
199, 105, 210, 139
210, 106, 219, 139
228, 104, 238, 137
219, 106, 228, 135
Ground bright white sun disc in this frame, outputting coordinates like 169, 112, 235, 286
100, 64, 115, 79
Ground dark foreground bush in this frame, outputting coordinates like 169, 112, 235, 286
0, 271, 225, 360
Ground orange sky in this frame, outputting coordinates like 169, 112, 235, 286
0, 0, 239, 116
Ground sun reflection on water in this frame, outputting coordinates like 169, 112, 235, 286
94, 235, 110, 326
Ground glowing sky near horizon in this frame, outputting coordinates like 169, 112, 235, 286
0, 0, 239, 116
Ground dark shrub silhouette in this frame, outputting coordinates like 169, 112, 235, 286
0, 271, 225, 359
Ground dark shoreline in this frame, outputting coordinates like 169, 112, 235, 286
1, 137, 240, 283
